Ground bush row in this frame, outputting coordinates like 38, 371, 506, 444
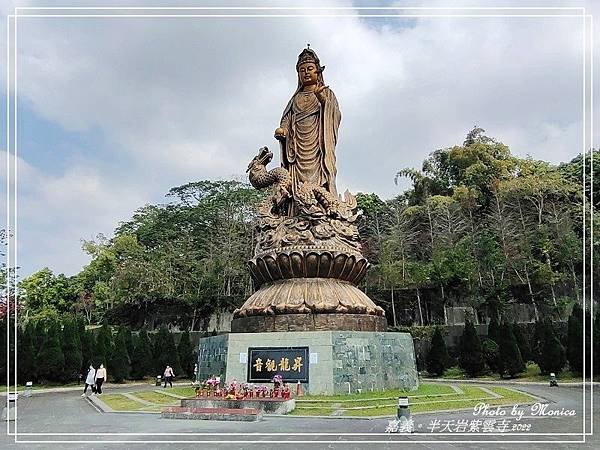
426, 305, 597, 378
0, 318, 196, 384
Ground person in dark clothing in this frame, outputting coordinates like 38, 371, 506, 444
95, 364, 106, 394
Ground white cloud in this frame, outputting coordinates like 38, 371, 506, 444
3, 1, 598, 275
1, 150, 147, 276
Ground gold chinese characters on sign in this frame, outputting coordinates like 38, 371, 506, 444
253, 356, 303, 373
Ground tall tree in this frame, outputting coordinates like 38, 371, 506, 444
482, 338, 500, 374
567, 304, 584, 374
36, 320, 64, 382
511, 322, 531, 363
17, 322, 37, 383
95, 323, 113, 368
497, 322, 525, 378
79, 329, 96, 374
130, 329, 153, 379
61, 319, 83, 382
566, 305, 591, 375
20, 268, 77, 316
152, 326, 181, 376
177, 330, 195, 379
109, 328, 130, 382
535, 320, 566, 375
426, 327, 450, 376
124, 328, 135, 361
487, 316, 500, 344
459, 320, 485, 377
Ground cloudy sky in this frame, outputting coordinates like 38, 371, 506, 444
1, 0, 598, 278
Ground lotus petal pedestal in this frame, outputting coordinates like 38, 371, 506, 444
232, 250, 386, 332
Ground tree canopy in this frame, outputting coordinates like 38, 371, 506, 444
13, 130, 595, 329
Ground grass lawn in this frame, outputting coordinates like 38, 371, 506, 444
98, 394, 147, 411
291, 407, 336, 416
168, 386, 197, 398
93, 381, 538, 417
131, 391, 180, 405
291, 384, 538, 417
439, 363, 586, 382
301, 382, 454, 401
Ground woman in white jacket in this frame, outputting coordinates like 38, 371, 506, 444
81, 365, 96, 397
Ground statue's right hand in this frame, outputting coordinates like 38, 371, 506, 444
274, 127, 286, 141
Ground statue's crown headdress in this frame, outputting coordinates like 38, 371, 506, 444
296, 45, 325, 72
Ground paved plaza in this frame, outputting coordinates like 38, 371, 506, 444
0, 382, 597, 449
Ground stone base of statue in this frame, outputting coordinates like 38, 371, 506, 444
231, 312, 387, 333
197, 331, 419, 395
233, 240, 386, 332
232, 274, 387, 332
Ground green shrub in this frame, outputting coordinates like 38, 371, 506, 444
459, 320, 485, 377
481, 338, 499, 373
131, 329, 153, 379
426, 327, 450, 376
61, 319, 83, 382
497, 322, 525, 378
109, 328, 130, 382
535, 320, 566, 375
566, 305, 590, 374
177, 330, 195, 379
95, 323, 113, 367
511, 323, 531, 362
36, 321, 64, 382
18, 322, 37, 383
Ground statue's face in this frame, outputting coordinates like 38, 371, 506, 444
298, 62, 319, 86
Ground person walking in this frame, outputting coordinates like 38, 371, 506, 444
81, 365, 96, 397
95, 364, 107, 395
163, 365, 174, 388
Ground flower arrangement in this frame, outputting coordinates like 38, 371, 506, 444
272, 374, 284, 395
225, 380, 238, 393
193, 378, 294, 400
206, 376, 220, 388
197, 376, 221, 397
256, 385, 268, 398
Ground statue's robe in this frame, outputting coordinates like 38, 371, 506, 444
279, 88, 341, 200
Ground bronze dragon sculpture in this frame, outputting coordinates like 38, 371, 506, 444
247, 146, 342, 216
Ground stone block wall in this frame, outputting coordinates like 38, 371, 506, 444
197, 331, 418, 395
197, 334, 229, 382
331, 332, 418, 393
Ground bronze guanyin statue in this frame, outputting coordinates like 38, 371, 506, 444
231, 47, 386, 332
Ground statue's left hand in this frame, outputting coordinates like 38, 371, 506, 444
315, 85, 329, 103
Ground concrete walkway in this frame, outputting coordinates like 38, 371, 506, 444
2, 383, 595, 449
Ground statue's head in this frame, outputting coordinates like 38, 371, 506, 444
296, 47, 324, 87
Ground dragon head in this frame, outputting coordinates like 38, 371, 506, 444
246, 146, 273, 173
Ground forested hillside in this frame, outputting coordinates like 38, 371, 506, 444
6, 129, 597, 329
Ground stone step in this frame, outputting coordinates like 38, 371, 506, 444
181, 397, 296, 415
161, 406, 262, 421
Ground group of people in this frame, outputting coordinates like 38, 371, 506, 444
80, 363, 175, 397
81, 364, 107, 397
